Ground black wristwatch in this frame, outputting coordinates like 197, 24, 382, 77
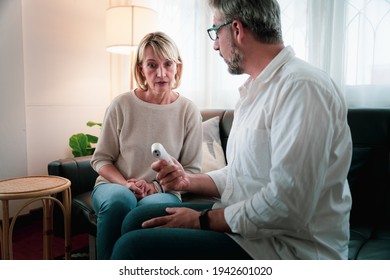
199, 209, 211, 230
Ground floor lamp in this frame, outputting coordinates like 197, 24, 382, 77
105, 5, 158, 89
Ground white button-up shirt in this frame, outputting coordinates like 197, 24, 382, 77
208, 46, 352, 259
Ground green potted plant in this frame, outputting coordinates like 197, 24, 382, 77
69, 121, 102, 157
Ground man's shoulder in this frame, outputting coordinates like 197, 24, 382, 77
282, 57, 332, 87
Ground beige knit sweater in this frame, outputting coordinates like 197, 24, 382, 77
91, 90, 203, 187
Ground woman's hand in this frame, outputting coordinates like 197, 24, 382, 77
142, 181, 157, 196
151, 158, 190, 192
126, 179, 156, 199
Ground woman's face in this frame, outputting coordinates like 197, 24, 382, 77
141, 46, 177, 93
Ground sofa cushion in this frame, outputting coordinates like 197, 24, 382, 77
48, 156, 97, 197
349, 228, 390, 260
348, 226, 373, 259
201, 116, 226, 173
347, 109, 390, 227
200, 109, 233, 154
73, 192, 97, 236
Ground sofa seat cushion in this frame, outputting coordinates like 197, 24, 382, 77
349, 227, 390, 259
73, 191, 96, 235
348, 226, 373, 259
356, 238, 390, 260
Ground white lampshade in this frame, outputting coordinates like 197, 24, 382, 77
106, 6, 158, 55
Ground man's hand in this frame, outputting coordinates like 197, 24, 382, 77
142, 207, 232, 233
142, 207, 201, 229
151, 158, 190, 192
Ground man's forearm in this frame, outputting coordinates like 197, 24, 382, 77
187, 173, 220, 198
207, 208, 232, 233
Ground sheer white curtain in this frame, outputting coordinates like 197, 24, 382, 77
155, 0, 247, 109
343, 0, 390, 107
111, 0, 390, 108
306, 0, 390, 107
155, 0, 214, 107
272, 0, 390, 108
307, 0, 346, 87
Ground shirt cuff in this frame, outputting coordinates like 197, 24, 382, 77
206, 166, 228, 194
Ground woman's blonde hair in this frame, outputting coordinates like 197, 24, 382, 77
134, 32, 183, 90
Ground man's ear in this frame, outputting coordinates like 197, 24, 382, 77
232, 20, 245, 45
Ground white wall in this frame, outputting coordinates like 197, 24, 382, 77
0, 0, 27, 179
0, 0, 29, 216
1, 0, 111, 217
23, 0, 110, 175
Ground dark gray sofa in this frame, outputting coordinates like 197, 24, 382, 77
48, 108, 390, 260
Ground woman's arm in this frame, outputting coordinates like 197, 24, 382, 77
98, 164, 127, 186
98, 164, 146, 198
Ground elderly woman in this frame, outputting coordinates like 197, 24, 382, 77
91, 32, 202, 259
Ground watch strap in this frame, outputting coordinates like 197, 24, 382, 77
199, 209, 211, 230
152, 179, 164, 193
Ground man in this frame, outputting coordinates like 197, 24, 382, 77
111, 0, 352, 260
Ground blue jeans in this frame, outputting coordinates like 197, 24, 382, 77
111, 203, 252, 260
92, 183, 181, 259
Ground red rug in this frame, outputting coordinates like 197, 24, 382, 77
2, 211, 89, 260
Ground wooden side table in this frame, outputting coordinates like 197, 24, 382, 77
0, 176, 71, 260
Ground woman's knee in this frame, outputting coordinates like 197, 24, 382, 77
92, 183, 137, 214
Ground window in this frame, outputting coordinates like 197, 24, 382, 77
344, 0, 390, 107
113, 0, 390, 109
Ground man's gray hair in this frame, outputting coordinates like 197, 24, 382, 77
209, 0, 283, 44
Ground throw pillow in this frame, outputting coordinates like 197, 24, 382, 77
201, 116, 226, 173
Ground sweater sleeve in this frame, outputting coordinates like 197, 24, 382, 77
90, 100, 121, 173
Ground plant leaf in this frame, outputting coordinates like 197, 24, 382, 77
86, 147, 96, 155
87, 121, 102, 128
69, 121, 101, 157
69, 133, 89, 157
86, 134, 98, 144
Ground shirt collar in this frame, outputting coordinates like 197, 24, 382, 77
239, 46, 295, 97
257, 45, 295, 83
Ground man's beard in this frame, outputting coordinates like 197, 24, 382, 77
226, 41, 244, 75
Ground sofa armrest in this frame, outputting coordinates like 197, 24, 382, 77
48, 155, 98, 198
